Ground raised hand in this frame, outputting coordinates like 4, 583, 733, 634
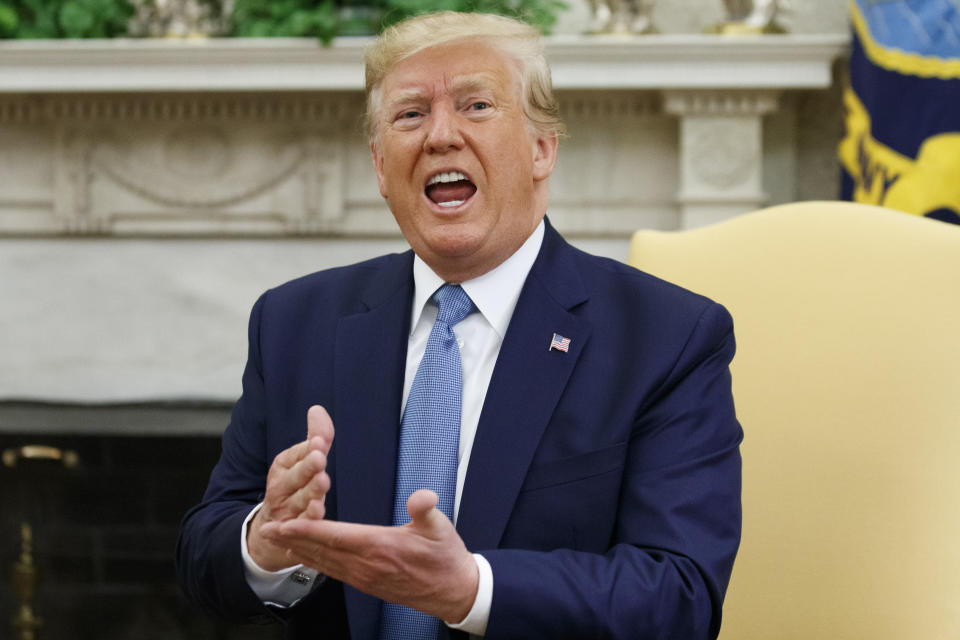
247, 405, 334, 571
262, 489, 479, 623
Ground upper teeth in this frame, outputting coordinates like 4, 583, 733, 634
428, 171, 467, 186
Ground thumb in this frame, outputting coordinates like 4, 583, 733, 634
406, 489, 447, 532
306, 405, 335, 453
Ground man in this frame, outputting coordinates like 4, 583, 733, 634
176, 11, 742, 640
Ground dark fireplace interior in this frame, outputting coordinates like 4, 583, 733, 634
0, 401, 282, 639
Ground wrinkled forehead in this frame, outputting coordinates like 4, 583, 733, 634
373, 39, 523, 103
383, 70, 514, 106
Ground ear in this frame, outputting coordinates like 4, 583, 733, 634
531, 132, 559, 182
370, 139, 388, 198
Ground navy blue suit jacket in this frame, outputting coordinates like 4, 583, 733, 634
176, 220, 742, 639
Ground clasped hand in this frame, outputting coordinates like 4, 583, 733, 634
246, 405, 479, 623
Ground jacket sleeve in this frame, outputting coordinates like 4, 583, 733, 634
482, 302, 743, 640
174, 292, 278, 621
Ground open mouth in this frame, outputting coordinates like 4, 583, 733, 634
425, 171, 477, 208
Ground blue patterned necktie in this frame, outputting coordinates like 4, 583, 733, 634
380, 284, 474, 640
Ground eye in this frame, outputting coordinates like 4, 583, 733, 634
391, 109, 424, 128
469, 101, 490, 111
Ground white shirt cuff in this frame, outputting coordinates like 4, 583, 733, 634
446, 552, 493, 637
240, 503, 321, 607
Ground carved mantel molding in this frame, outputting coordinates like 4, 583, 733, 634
664, 89, 782, 227
0, 35, 846, 236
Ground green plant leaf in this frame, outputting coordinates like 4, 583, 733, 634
269, 0, 300, 20
231, 0, 566, 43
246, 19, 276, 37
314, 1, 338, 43
0, 3, 18, 38
285, 9, 315, 35
60, 2, 97, 38
20, 0, 60, 37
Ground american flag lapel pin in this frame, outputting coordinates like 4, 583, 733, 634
549, 333, 571, 353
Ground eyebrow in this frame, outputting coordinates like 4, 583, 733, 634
383, 73, 502, 112
384, 88, 430, 110
448, 74, 500, 96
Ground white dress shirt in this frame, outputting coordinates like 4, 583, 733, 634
241, 220, 546, 636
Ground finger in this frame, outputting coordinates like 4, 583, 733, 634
307, 405, 335, 454
272, 438, 314, 471
264, 453, 329, 522
259, 520, 282, 539
406, 489, 446, 532
275, 517, 382, 555
303, 497, 326, 520
280, 459, 330, 514
273, 406, 333, 471
270, 448, 327, 495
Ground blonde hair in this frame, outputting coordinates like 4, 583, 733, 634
363, 12, 565, 142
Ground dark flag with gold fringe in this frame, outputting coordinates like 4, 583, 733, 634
839, 0, 960, 225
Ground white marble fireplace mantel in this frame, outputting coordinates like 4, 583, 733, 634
1, 35, 844, 92
0, 35, 846, 236
0, 35, 847, 409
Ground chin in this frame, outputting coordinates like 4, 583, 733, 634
425, 233, 484, 260
414, 227, 488, 270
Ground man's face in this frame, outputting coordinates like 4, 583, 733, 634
370, 39, 558, 282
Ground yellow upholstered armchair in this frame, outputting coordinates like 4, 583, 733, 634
628, 201, 960, 639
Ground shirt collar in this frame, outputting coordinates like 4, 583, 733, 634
410, 219, 545, 338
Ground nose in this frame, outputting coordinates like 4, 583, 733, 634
423, 103, 464, 154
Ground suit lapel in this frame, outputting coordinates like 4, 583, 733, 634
333, 251, 414, 640
330, 225, 590, 633
457, 223, 591, 551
